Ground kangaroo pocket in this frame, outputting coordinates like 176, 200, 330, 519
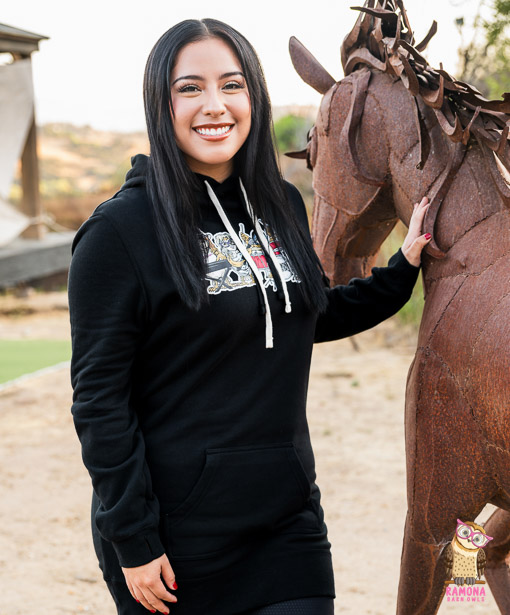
160, 441, 312, 559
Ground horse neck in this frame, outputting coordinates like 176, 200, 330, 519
369, 73, 509, 276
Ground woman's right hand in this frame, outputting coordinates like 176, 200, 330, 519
122, 553, 178, 613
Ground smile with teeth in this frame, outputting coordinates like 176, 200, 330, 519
193, 125, 234, 136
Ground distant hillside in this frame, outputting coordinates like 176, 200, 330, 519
33, 123, 149, 198
8, 123, 149, 230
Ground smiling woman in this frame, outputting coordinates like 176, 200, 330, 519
68, 15, 427, 615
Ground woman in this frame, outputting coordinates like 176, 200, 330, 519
68, 17, 431, 615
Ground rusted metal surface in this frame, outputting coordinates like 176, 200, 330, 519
288, 1, 510, 613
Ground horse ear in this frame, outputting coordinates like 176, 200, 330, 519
284, 149, 307, 159
289, 36, 336, 94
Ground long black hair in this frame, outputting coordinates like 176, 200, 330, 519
143, 18, 329, 313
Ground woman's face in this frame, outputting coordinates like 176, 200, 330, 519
169, 37, 252, 182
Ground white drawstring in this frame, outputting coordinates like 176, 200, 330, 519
238, 178, 292, 315
204, 180, 274, 349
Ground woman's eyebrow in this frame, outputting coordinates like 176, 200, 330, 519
171, 71, 244, 86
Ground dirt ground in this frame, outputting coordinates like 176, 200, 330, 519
0, 291, 500, 614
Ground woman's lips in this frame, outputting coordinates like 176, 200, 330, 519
192, 124, 234, 141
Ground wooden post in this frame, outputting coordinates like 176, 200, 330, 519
19, 79, 45, 240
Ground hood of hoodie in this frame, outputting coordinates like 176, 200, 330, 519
121, 153, 150, 189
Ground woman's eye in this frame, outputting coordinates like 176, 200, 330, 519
223, 81, 244, 90
177, 84, 199, 93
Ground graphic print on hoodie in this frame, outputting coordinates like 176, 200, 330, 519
201, 220, 301, 295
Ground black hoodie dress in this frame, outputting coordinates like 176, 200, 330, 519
68, 154, 421, 614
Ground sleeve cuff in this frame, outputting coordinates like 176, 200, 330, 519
112, 528, 166, 568
390, 247, 421, 272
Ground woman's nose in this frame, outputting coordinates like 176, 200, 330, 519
202, 87, 227, 115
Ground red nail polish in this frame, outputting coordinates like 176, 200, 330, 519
425, 233, 431, 240
172, 582, 178, 589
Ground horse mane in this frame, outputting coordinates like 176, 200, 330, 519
342, 0, 510, 175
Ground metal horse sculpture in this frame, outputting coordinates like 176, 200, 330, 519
287, 1, 510, 613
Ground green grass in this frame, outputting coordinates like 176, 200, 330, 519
0, 340, 72, 384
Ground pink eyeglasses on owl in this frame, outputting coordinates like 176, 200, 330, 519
456, 519, 493, 548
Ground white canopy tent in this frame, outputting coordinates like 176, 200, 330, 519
0, 57, 35, 246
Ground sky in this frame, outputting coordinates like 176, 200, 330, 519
1, 0, 482, 133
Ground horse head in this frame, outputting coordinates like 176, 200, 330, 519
287, 0, 510, 286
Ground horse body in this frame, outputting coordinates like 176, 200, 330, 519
289, 3, 510, 612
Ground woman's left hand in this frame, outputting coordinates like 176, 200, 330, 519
401, 196, 432, 267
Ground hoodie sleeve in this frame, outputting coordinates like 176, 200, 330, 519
284, 181, 421, 343
68, 211, 165, 568
313, 247, 421, 342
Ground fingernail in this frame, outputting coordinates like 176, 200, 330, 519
425, 233, 432, 240
136, 600, 140, 603
172, 582, 178, 589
